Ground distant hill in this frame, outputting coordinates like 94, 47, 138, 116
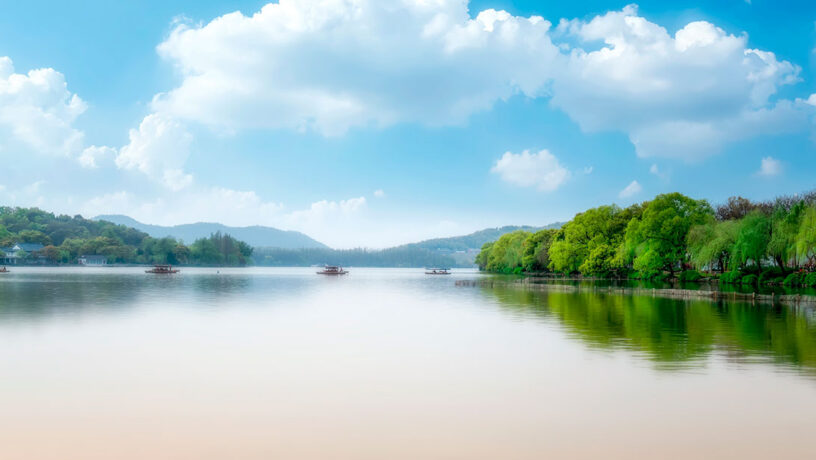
402, 224, 562, 252
94, 215, 328, 249
398, 223, 564, 266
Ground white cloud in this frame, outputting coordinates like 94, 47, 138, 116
491, 149, 570, 191
552, 6, 808, 160
649, 163, 668, 180
582, 166, 593, 175
141, 2, 814, 162
80, 188, 372, 247
78, 145, 116, 169
81, 187, 285, 227
287, 196, 367, 223
757, 156, 782, 176
115, 113, 194, 190
153, 0, 558, 136
374, 189, 386, 198
618, 180, 642, 198
0, 56, 86, 157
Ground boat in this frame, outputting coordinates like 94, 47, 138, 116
317, 265, 348, 275
0, 266, 8, 273
425, 268, 451, 275
145, 264, 180, 274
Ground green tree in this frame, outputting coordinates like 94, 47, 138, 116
796, 206, 816, 267
549, 205, 639, 276
622, 193, 713, 277
687, 219, 738, 272
485, 231, 529, 273
521, 229, 558, 272
475, 242, 494, 270
768, 203, 804, 271
731, 211, 771, 269
18, 229, 52, 245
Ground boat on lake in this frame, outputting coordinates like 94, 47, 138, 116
317, 265, 348, 275
0, 266, 8, 273
145, 264, 180, 274
425, 268, 451, 275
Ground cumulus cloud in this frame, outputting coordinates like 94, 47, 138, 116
287, 196, 367, 224
0, 56, 86, 157
374, 189, 386, 198
115, 113, 194, 190
552, 6, 808, 159
142, 1, 814, 162
756, 156, 782, 176
78, 145, 116, 169
491, 149, 570, 191
618, 180, 642, 198
152, 0, 557, 136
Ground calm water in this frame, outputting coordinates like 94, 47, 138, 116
1, 267, 815, 459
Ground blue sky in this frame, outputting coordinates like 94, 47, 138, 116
1, 0, 815, 247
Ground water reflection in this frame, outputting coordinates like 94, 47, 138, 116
486, 286, 816, 374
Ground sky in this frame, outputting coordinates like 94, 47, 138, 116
1, 0, 816, 248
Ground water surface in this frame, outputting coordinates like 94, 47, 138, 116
1, 267, 815, 459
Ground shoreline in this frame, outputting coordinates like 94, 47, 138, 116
455, 278, 816, 307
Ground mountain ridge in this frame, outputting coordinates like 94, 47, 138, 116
94, 215, 328, 249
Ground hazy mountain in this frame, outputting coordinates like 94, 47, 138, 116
397, 223, 564, 266
94, 215, 328, 249
402, 224, 562, 252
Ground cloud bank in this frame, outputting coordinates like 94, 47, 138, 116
147, 1, 812, 161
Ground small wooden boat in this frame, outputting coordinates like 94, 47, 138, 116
0, 266, 8, 273
146, 264, 180, 274
317, 265, 348, 275
425, 268, 451, 275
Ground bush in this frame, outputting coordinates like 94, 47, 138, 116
804, 273, 816, 288
678, 270, 703, 282
759, 267, 784, 285
783, 272, 804, 286
719, 271, 742, 284
741, 274, 758, 285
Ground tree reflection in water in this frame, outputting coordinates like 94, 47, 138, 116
485, 286, 816, 374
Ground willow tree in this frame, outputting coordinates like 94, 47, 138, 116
475, 242, 494, 270
485, 230, 530, 273
623, 193, 713, 277
796, 206, 816, 267
731, 211, 771, 269
687, 219, 738, 272
768, 203, 804, 271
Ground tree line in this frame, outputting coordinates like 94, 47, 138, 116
475, 191, 816, 287
252, 246, 458, 268
0, 207, 252, 266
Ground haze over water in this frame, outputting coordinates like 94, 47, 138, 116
1, 267, 815, 459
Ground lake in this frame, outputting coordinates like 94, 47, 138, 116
1, 267, 815, 459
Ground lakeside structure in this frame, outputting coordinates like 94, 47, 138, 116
1, 243, 45, 265
78, 255, 108, 266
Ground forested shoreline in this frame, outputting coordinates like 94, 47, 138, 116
252, 246, 459, 268
0, 207, 253, 266
476, 191, 816, 287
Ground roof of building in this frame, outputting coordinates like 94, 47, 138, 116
13, 243, 44, 252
